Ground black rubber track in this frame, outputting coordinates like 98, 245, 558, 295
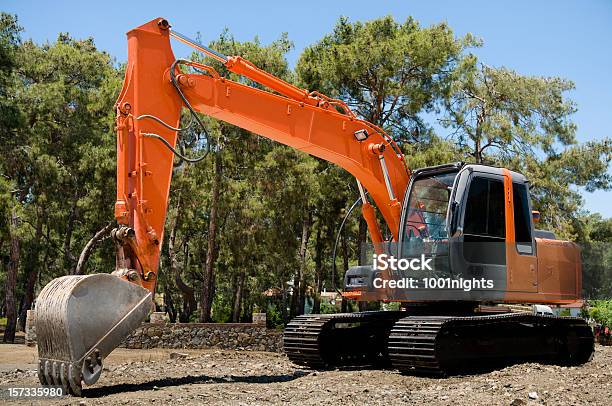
283, 311, 405, 369
388, 313, 594, 375
284, 312, 594, 375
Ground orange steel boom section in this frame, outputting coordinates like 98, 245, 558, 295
114, 18, 410, 293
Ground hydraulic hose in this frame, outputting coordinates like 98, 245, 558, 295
330, 194, 366, 294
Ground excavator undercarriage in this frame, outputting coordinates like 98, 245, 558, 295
284, 310, 594, 375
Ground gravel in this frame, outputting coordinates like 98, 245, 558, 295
0, 344, 610, 405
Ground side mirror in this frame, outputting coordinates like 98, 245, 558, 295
532, 210, 540, 223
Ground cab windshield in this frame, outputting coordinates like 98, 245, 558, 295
402, 171, 457, 243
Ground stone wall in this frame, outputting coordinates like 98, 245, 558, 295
121, 323, 283, 352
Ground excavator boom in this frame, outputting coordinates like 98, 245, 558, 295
112, 18, 410, 294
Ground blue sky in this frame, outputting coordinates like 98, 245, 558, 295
3, 0, 611, 217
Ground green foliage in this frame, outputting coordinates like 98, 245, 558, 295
382, 302, 401, 311
297, 15, 480, 142
439, 61, 612, 239
579, 214, 612, 298
211, 294, 233, 323
319, 301, 340, 314
0, 14, 121, 328
442, 65, 579, 161
0, 13, 23, 133
7, 32, 120, 280
589, 300, 612, 326
266, 304, 285, 329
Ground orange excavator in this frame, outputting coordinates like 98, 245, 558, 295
34, 18, 594, 395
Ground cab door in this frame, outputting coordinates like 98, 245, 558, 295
458, 173, 507, 272
503, 171, 538, 292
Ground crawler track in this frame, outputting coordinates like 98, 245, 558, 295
283, 311, 404, 368
388, 313, 594, 375
285, 312, 594, 375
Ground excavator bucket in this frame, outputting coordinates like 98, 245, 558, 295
35, 274, 153, 396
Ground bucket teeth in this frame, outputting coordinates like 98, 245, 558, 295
43, 360, 53, 387
68, 363, 82, 396
37, 360, 47, 386
38, 358, 83, 396
59, 363, 69, 392
51, 361, 59, 386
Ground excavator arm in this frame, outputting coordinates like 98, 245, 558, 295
114, 18, 410, 293
35, 17, 409, 395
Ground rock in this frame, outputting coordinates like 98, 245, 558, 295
252, 312, 266, 325
528, 392, 538, 400
170, 352, 189, 359
510, 399, 526, 406
120, 322, 283, 352
146, 327, 162, 337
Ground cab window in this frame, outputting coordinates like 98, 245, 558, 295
463, 177, 505, 239
513, 182, 533, 254
403, 172, 456, 241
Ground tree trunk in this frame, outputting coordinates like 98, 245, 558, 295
290, 212, 312, 317
168, 189, 197, 323
312, 226, 323, 314
232, 271, 245, 322
176, 244, 196, 323
241, 275, 251, 322
280, 274, 288, 323
163, 285, 177, 323
208, 271, 216, 318
298, 211, 312, 315
74, 222, 113, 275
474, 117, 484, 164
289, 272, 300, 318
17, 210, 43, 331
3, 208, 20, 343
200, 151, 222, 322
356, 216, 368, 310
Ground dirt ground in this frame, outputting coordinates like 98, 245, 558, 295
0, 343, 610, 405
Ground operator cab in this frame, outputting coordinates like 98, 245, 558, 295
345, 162, 539, 301
398, 163, 536, 297
399, 162, 533, 248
